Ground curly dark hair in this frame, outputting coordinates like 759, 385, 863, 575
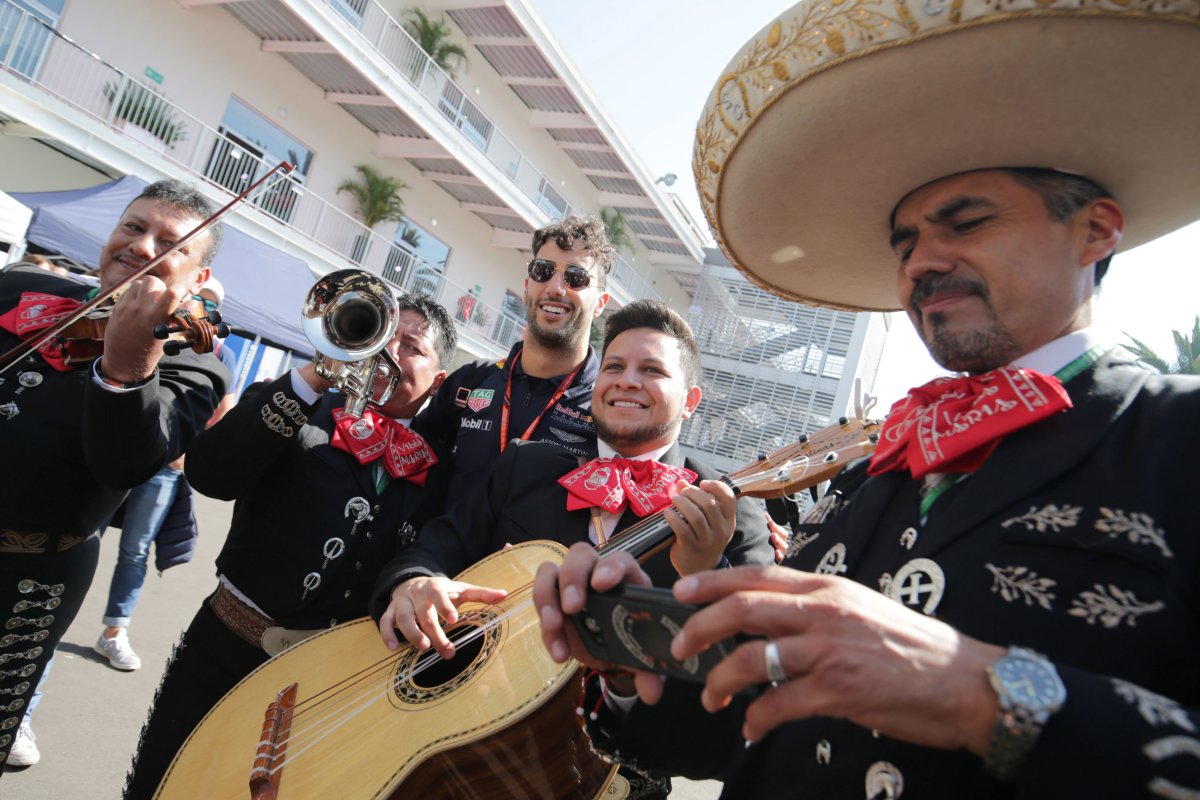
125, 180, 223, 266
530, 215, 615, 287
397, 292, 457, 368
603, 299, 700, 388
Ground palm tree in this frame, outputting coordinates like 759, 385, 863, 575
403, 8, 469, 79
600, 209, 634, 254
1125, 316, 1200, 375
338, 164, 408, 263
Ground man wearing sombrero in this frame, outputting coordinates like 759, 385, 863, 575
534, 0, 1200, 796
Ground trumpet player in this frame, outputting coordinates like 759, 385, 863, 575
0, 180, 229, 772
123, 290, 456, 800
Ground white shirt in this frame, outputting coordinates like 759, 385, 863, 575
591, 439, 676, 545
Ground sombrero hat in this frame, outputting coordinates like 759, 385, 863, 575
694, 1, 1200, 311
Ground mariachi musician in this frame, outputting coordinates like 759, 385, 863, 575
0, 179, 229, 771
123, 277, 456, 800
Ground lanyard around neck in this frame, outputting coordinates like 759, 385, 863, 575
499, 344, 584, 453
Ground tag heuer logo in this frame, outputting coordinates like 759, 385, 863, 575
466, 389, 494, 413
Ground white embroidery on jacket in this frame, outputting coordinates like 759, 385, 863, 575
1143, 736, 1200, 800
984, 563, 1056, 610
1096, 508, 1173, 559
1069, 584, 1165, 628
1113, 678, 1196, 733
1000, 504, 1082, 533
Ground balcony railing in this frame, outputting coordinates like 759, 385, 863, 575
0, 1, 658, 353
316, 0, 663, 303
331, 0, 574, 220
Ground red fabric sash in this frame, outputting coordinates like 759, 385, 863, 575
330, 408, 437, 487
558, 457, 698, 517
867, 367, 1072, 479
0, 292, 89, 371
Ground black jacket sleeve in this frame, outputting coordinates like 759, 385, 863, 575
84, 349, 228, 489
185, 372, 319, 500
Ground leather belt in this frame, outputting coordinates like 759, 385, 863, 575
0, 530, 92, 554
209, 584, 276, 649
208, 584, 322, 656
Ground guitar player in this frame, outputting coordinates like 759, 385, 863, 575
371, 299, 774, 800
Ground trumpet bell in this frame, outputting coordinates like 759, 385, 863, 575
301, 269, 399, 362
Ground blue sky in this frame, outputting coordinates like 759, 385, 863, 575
528, 0, 1200, 402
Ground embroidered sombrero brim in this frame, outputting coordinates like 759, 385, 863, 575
694, 4, 1200, 311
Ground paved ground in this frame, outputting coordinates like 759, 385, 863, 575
5, 492, 722, 799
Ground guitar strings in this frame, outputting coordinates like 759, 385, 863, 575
261, 430, 876, 775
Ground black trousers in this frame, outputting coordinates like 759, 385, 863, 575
0, 537, 99, 771
123, 594, 267, 800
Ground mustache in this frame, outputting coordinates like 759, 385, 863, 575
909, 275, 987, 313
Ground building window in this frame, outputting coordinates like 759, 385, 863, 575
204, 98, 312, 223
383, 216, 449, 297
329, 0, 367, 28
0, 0, 63, 78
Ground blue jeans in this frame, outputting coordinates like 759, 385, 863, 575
102, 466, 183, 628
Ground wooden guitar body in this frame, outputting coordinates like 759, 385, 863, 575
154, 541, 616, 799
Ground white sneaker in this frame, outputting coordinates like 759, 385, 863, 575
94, 629, 142, 671
8, 720, 39, 766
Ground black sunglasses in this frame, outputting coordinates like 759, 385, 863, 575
527, 258, 593, 291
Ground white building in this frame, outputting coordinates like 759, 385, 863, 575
677, 248, 888, 476
0, 0, 890, 465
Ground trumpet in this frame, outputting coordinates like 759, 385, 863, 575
301, 269, 400, 417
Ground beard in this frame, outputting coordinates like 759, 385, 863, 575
594, 414, 678, 454
524, 293, 588, 350
910, 276, 1020, 374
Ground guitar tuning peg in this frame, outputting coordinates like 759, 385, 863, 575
797, 433, 809, 444
757, 452, 768, 461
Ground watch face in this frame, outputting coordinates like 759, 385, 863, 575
995, 653, 1065, 710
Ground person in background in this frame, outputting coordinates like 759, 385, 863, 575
93, 275, 235, 672
416, 216, 612, 503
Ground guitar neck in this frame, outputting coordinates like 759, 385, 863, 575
595, 509, 677, 564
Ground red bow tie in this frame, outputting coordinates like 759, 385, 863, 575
0, 292, 92, 372
867, 367, 1072, 479
558, 457, 698, 517
331, 408, 438, 487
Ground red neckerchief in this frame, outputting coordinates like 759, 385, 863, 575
559, 456, 698, 517
331, 408, 438, 487
867, 367, 1072, 479
499, 344, 584, 453
0, 292, 91, 372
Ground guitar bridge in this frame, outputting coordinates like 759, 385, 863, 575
249, 682, 298, 800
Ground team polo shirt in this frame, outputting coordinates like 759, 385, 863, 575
417, 340, 599, 501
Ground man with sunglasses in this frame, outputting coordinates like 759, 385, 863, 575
415, 215, 612, 503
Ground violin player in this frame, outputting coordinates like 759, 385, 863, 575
0, 179, 229, 772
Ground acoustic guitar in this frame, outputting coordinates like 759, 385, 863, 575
153, 417, 879, 800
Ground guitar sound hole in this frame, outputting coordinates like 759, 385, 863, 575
410, 624, 486, 689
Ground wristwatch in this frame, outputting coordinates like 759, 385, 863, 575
984, 646, 1066, 781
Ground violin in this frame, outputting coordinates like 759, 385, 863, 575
55, 295, 231, 365
0, 160, 294, 376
